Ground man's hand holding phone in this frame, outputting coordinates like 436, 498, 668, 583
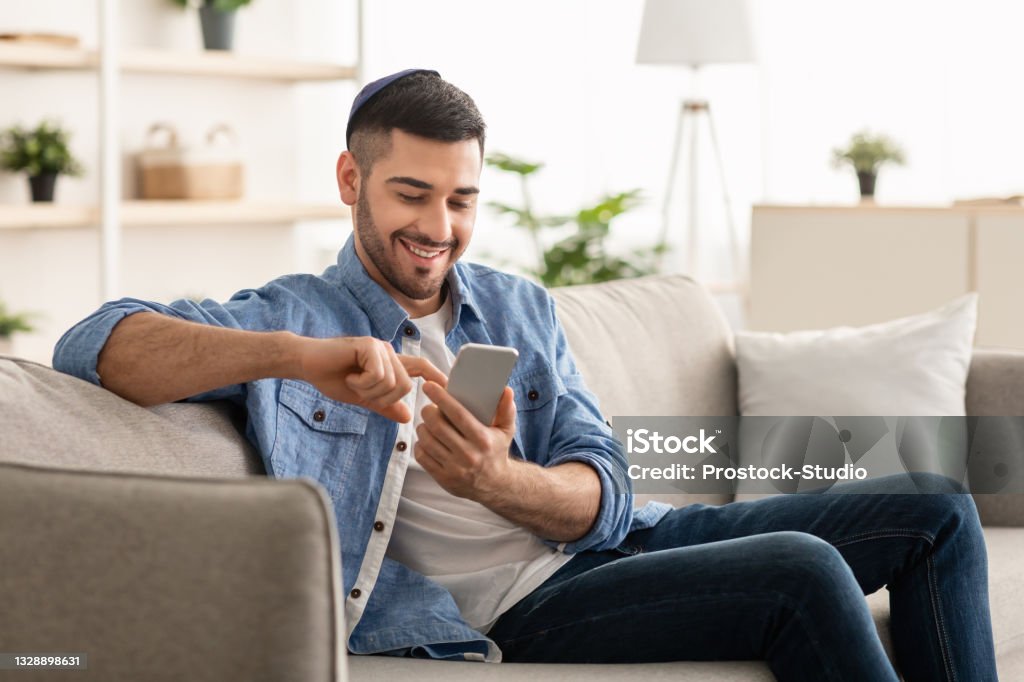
417, 381, 517, 500
415, 344, 520, 500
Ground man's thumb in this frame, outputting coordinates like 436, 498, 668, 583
491, 386, 516, 432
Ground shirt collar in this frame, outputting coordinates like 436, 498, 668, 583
335, 233, 484, 340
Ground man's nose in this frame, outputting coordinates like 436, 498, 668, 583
418, 200, 454, 244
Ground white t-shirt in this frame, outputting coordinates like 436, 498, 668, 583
384, 294, 574, 633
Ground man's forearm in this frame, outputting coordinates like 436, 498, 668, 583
477, 460, 601, 543
97, 312, 300, 406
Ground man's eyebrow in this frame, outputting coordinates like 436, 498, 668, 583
386, 176, 480, 196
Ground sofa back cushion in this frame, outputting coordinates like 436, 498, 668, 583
551, 274, 738, 418
551, 275, 738, 506
0, 355, 261, 478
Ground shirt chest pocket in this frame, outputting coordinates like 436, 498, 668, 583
508, 367, 566, 461
272, 379, 370, 490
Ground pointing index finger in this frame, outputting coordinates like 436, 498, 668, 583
399, 355, 448, 388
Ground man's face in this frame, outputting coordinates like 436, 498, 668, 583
347, 129, 482, 314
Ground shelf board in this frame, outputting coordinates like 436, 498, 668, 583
0, 204, 95, 229
120, 48, 356, 81
123, 201, 350, 225
0, 42, 95, 70
0, 42, 356, 81
0, 201, 350, 229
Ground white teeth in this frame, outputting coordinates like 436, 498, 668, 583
406, 242, 442, 258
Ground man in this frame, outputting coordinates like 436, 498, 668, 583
53, 70, 997, 681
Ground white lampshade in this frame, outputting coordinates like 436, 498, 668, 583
636, 0, 755, 67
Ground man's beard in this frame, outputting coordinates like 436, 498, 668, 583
355, 187, 459, 301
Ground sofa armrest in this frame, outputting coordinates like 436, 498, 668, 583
0, 462, 345, 682
966, 349, 1024, 526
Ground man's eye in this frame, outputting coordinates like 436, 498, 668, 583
399, 193, 424, 202
450, 201, 472, 210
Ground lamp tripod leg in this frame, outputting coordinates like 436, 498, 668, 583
704, 103, 744, 290
657, 101, 688, 271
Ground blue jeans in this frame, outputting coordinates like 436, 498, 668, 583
488, 473, 997, 681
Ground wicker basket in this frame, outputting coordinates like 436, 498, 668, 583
137, 123, 244, 200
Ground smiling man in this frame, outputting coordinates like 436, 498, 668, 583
52, 69, 634, 663
52, 70, 997, 681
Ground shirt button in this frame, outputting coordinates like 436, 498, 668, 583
350, 588, 361, 599
396, 441, 407, 452
404, 326, 415, 336
373, 521, 385, 532
527, 389, 539, 401
313, 409, 326, 422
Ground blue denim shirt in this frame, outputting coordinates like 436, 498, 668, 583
53, 234, 672, 661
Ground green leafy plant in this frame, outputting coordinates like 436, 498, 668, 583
170, 0, 252, 10
0, 300, 34, 339
486, 153, 661, 288
0, 120, 83, 178
831, 130, 906, 175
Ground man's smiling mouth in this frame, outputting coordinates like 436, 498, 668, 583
399, 237, 449, 260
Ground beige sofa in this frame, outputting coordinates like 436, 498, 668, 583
2, 274, 1023, 682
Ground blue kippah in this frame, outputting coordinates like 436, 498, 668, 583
345, 68, 441, 147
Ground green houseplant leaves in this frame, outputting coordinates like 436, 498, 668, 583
0, 300, 34, 339
0, 120, 83, 178
831, 130, 906, 175
485, 153, 661, 287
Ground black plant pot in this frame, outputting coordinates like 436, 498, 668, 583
28, 172, 58, 203
857, 171, 877, 198
199, 5, 236, 51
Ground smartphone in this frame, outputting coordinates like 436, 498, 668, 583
446, 343, 519, 425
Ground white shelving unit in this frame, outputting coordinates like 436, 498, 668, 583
0, 1, 362, 301
0, 1, 364, 364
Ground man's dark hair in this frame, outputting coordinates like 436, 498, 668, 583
347, 71, 486, 178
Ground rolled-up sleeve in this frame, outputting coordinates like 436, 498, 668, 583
52, 288, 283, 403
53, 298, 156, 387
539, 297, 634, 554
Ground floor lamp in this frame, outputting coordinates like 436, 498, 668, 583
637, 0, 755, 292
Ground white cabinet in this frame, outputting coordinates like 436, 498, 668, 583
975, 210, 1024, 349
749, 205, 1024, 349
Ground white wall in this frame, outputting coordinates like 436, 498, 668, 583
363, 0, 1024, 278
3, 1, 1024, 362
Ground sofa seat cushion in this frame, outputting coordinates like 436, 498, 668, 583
348, 656, 775, 681
984, 527, 1024, 679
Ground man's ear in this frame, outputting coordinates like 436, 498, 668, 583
336, 151, 360, 206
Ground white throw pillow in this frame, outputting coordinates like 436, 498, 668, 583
732, 294, 978, 497
736, 293, 978, 417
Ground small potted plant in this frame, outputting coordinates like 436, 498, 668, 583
0, 299, 34, 356
0, 120, 84, 203
170, 0, 253, 51
832, 130, 906, 200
